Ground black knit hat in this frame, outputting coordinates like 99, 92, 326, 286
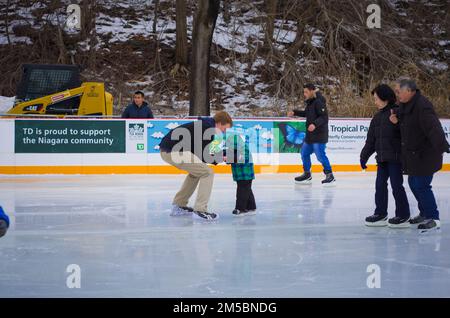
371, 84, 396, 104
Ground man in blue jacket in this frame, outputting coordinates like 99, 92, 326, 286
0, 206, 9, 237
121, 91, 154, 118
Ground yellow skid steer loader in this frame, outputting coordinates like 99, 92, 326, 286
7, 64, 113, 116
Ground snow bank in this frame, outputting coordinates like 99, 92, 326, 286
0, 96, 15, 113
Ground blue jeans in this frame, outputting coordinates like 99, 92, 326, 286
408, 175, 439, 220
374, 162, 410, 218
301, 142, 332, 173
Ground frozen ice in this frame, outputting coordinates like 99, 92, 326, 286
0, 172, 449, 297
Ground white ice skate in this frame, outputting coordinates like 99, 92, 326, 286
170, 205, 194, 216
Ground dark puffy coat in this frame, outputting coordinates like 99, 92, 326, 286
293, 92, 329, 143
121, 102, 154, 118
159, 117, 219, 164
360, 103, 402, 164
397, 90, 449, 176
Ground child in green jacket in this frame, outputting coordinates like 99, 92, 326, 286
225, 134, 256, 216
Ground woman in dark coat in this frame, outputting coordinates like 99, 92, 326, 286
361, 84, 410, 228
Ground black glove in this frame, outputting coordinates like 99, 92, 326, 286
360, 159, 368, 170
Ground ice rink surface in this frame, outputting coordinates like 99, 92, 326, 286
0, 172, 449, 298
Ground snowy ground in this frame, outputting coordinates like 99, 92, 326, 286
0, 96, 14, 113
0, 172, 449, 297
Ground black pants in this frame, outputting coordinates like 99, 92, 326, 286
375, 162, 410, 218
236, 180, 256, 211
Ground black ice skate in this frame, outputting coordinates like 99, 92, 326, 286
233, 209, 256, 216
388, 216, 411, 228
193, 210, 219, 221
321, 172, 336, 186
295, 172, 312, 184
418, 219, 441, 233
365, 214, 388, 227
409, 215, 426, 225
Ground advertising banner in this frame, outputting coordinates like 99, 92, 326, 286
126, 120, 147, 153
15, 120, 125, 153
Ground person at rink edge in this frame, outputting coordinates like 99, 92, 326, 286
288, 83, 335, 185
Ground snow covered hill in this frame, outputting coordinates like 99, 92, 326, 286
0, 0, 448, 117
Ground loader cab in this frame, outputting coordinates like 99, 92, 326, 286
15, 64, 82, 115
8, 64, 113, 116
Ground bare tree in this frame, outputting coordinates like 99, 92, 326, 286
264, 0, 278, 49
56, 24, 67, 64
80, 0, 94, 41
4, 0, 11, 45
222, 0, 231, 24
152, 0, 163, 73
172, 0, 189, 76
189, 0, 220, 116
152, 0, 160, 35
87, 0, 98, 69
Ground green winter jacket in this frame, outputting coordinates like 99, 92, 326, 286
225, 135, 255, 182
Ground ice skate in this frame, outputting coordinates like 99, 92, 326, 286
409, 215, 427, 225
233, 209, 256, 216
321, 172, 336, 186
170, 205, 194, 216
193, 210, 219, 221
388, 216, 411, 228
295, 172, 312, 184
365, 214, 388, 227
418, 219, 441, 234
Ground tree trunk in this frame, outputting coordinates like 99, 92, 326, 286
264, 0, 278, 49
87, 0, 97, 69
153, 0, 160, 35
222, 0, 230, 24
189, 0, 220, 116
5, 0, 11, 45
175, 0, 188, 67
80, 0, 94, 41
152, 0, 162, 74
286, 17, 305, 59
57, 25, 67, 64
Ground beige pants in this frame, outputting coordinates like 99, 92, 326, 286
160, 151, 214, 212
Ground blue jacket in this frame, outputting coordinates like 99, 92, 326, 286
0, 206, 9, 228
121, 102, 154, 119
159, 117, 218, 163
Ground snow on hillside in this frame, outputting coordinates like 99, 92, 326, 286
0, 0, 448, 117
0, 96, 15, 113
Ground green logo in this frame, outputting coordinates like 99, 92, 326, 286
137, 143, 144, 151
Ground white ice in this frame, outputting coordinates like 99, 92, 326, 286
0, 172, 449, 297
